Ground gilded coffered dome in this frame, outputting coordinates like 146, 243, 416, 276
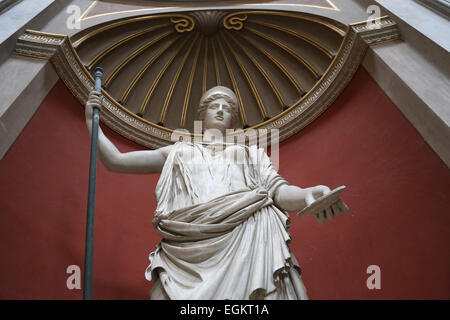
72, 10, 346, 132
16, 5, 399, 148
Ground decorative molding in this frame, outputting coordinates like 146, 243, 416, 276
72, 13, 195, 48
15, 11, 401, 149
169, 16, 195, 33
16, 30, 173, 149
223, 13, 247, 31
350, 16, 401, 45
255, 16, 401, 140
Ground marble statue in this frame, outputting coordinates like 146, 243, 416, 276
85, 86, 347, 300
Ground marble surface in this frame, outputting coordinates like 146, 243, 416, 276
361, 0, 450, 167
0, 56, 58, 160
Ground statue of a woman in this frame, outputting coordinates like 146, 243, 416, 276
85, 86, 343, 300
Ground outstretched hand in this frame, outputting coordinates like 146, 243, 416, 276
302, 185, 349, 224
305, 185, 330, 206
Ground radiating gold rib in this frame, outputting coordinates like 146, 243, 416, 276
120, 35, 180, 103
220, 32, 268, 120
73, 15, 166, 48
216, 37, 247, 127
160, 34, 200, 124
235, 32, 305, 95
224, 30, 285, 108
250, 29, 350, 131
181, 37, 203, 127
246, 26, 321, 79
73, 14, 194, 48
87, 23, 170, 70
139, 34, 193, 116
212, 38, 221, 86
202, 37, 208, 94
223, 11, 346, 37
247, 19, 334, 59
104, 30, 173, 88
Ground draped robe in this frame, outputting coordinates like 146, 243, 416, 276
146, 141, 308, 300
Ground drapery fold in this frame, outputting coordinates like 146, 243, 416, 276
146, 142, 308, 300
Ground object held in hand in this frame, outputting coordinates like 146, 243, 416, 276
297, 186, 349, 224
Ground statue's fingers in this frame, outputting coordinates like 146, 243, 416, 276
89, 91, 100, 99
318, 212, 325, 224
325, 207, 333, 220
91, 97, 102, 107
88, 94, 98, 103
318, 185, 331, 193
89, 93, 102, 104
331, 203, 341, 217
88, 101, 100, 109
313, 185, 330, 198
337, 200, 349, 213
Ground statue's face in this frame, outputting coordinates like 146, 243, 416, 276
203, 98, 233, 131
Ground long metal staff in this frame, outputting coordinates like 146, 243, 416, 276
84, 67, 103, 300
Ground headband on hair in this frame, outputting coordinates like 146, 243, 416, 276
196, 86, 240, 128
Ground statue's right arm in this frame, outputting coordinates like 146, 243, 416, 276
85, 91, 172, 174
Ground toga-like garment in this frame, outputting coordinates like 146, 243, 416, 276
145, 141, 308, 300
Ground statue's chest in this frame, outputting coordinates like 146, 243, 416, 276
175, 144, 249, 185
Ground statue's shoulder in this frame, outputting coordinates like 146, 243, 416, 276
169, 141, 193, 148
169, 141, 198, 155
245, 144, 272, 165
247, 144, 265, 155
157, 144, 175, 157
157, 142, 195, 167
175, 140, 197, 148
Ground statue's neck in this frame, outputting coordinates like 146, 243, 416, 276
203, 127, 226, 143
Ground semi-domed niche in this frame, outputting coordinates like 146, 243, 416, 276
16, 9, 400, 148
73, 10, 344, 130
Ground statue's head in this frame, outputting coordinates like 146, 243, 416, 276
197, 86, 240, 132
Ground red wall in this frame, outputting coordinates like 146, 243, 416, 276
0, 67, 449, 299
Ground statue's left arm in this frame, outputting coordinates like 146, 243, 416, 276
274, 184, 349, 223
254, 146, 346, 223
273, 184, 330, 212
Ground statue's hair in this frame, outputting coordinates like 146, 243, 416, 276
196, 86, 241, 129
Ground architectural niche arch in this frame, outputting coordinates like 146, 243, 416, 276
15, 9, 400, 148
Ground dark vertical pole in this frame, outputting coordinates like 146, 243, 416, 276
84, 67, 103, 300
